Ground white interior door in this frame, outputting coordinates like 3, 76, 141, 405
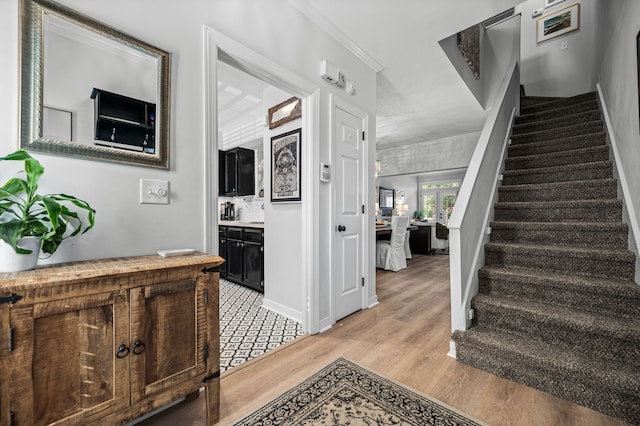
333, 102, 365, 322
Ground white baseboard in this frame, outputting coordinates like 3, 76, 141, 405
262, 298, 303, 323
447, 340, 457, 359
367, 295, 379, 308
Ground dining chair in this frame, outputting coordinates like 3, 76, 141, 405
376, 215, 409, 271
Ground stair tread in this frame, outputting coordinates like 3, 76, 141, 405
490, 220, 628, 231
499, 178, 616, 191
516, 99, 600, 124
453, 327, 640, 391
479, 265, 640, 293
485, 241, 635, 261
520, 92, 597, 114
506, 144, 608, 162
502, 160, 611, 176
496, 198, 622, 208
513, 110, 602, 133
507, 132, 606, 156
473, 293, 640, 337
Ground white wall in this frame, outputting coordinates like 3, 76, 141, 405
520, 0, 599, 96
595, 0, 640, 282
1, 0, 377, 332
376, 131, 480, 177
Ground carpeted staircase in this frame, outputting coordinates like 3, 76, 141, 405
452, 91, 640, 425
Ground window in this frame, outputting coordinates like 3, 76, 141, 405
418, 181, 459, 224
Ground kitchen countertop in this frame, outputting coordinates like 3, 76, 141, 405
219, 220, 265, 229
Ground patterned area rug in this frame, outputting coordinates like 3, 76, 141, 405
220, 279, 305, 372
232, 358, 486, 425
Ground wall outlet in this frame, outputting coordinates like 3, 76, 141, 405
561, 41, 568, 50
140, 178, 170, 204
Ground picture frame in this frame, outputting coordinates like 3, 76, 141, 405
268, 96, 302, 129
271, 128, 302, 203
544, 0, 566, 8
536, 3, 580, 43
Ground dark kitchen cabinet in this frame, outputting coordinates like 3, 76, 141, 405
219, 225, 264, 293
90, 88, 156, 154
220, 148, 255, 196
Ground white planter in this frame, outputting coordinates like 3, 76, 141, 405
0, 237, 42, 273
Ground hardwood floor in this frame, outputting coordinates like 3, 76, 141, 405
141, 254, 631, 426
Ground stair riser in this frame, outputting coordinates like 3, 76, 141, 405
479, 278, 640, 319
516, 101, 600, 125
498, 182, 617, 203
484, 248, 635, 280
520, 92, 597, 115
505, 147, 609, 171
507, 133, 606, 158
494, 204, 622, 223
520, 97, 561, 110
471, 301, 640, 367
478, 276, 640, 319
511, 121, 604, 145
490, 227, 627, 249
453, 339, 640, 425
502, 164, 613, 186
513, 111, 602, 135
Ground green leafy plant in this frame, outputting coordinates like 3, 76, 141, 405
413, 210, 426, 221
0, 149, 95, 255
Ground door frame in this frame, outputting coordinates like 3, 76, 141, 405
329, 94, 372, 325
203, 26, 318, 333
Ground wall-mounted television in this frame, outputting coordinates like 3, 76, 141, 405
379, 187, 395, 210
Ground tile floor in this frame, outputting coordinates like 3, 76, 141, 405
219, 278, 305, 372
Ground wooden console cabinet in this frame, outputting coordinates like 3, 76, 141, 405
0, 253, 223, 426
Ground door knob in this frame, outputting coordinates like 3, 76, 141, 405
337, 225, 346, 232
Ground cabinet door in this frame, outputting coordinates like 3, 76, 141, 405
242, 242, 263, 293
226, 239, 243, 283
219, 236, 228, 277
236, 148, 255, 196
8, 291, 130, 426
0, 300, 9, 426
129, 273, 209, 402
224, 150, 238, 195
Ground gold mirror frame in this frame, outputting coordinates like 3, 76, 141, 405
20, 0, 171, 169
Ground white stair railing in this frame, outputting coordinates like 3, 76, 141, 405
447, 62, 520, 357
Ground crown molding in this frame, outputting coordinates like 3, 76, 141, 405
288, 0, 385, 73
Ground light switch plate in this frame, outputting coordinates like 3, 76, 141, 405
140, 178, 170, 204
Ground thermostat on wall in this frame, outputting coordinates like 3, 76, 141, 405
320, 163, 331, 183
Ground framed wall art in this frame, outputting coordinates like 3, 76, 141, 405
271, 128, 302, 202
544, 0, 566, 8
537, 3, 580, 43
268, 96, 302, 129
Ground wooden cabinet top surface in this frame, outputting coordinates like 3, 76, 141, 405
0, 253, 224, 290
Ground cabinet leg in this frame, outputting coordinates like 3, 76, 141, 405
205, 378, 220, 425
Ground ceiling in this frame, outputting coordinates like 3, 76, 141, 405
219, 0, 523, 150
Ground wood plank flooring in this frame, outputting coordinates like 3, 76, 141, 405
140, 254, 631, 426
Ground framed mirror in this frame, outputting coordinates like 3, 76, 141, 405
20, 0, 171, 169
379, 187, 395, 210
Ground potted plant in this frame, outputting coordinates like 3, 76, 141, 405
0, 149, 96, 272
412, 209, 426, 221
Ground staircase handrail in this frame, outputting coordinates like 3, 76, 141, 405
448, 62, 520, 341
